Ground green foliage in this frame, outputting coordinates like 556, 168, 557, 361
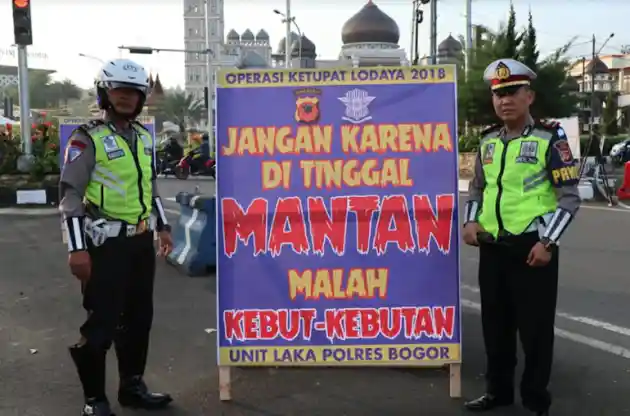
519, 11, 539, 71
0, 122, 60, 179
602, 91, 619, 136
155, 92, 205, 132
2, 75, 82, 109
458, 6, 579, 127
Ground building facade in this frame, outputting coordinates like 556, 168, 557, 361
183, 0, 273, 121
0, 65, 55, 89
567, 54, 630, 131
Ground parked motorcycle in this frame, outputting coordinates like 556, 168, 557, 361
156, 136, 184, 177
610, 139, 630, 167
174, 147, 216, 180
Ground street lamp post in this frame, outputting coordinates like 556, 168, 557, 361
273, 9, 302, 67
119, 44, 216, 155
587, 33, 615, 204
78, 53, 105, 64
589, 33, 615, 140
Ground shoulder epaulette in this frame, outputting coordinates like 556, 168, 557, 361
536, 119, 561, 131
78, 119, 105, 134
131, 120, 146, 131
480, 124, 501, 137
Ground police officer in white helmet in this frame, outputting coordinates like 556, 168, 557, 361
59, 59, 173, 415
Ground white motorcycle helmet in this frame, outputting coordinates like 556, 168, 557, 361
95, 58, 151, 118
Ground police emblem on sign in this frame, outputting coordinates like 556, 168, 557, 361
482, 143, 495, 164
338, 88, 375, 124
294, 88, 321, 124
516, 141, 539, 164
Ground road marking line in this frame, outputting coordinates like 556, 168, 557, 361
461, 284, 630, 338
177, 208, 199, 265
165, 208, 179, 215
462, 299, 630, 359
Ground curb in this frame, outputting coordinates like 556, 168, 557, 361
0, 207, 58, 216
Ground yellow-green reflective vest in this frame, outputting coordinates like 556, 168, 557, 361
478, 127, 557, 238
84, 123, 153, 224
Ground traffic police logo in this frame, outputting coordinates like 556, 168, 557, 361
294, 88, 321, 124
65, 146, 83, 163
338, 88, 375, 124
482, 143, 495, 164
554, 139, 574, 163
516, 141, 539, 164
65, 139, 86, 163
103, 135, 125, 160
102, 136, 119, 152
495, 62, 511, 80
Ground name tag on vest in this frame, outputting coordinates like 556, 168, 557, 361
515, 141, 539, 164
103, 135, 126, 160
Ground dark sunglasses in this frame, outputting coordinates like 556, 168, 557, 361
492, 85, 526, 97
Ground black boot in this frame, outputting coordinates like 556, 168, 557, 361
118, 376, 172, 409
82, 398, 114, 416
464, 393, 513, 412
69, 345, 114, 416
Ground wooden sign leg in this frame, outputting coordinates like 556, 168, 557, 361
219, 366, 232, 401
449, 363, 461, 398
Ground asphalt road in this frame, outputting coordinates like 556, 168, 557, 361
1, 179, 630, 415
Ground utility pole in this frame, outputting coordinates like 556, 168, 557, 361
12, 0, 34, 171
464, 0, 473, 79
284, 0, 292, 68
463, 0, 473, 135
429, 0, 437, 64
411, 0, 429, 65
589, 34, 596, 145
204, 0, 214, 154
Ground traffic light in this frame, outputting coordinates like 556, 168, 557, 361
12, 0, 33, 46
204, 87, 209, 109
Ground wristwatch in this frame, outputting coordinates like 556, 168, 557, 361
159, 224, 172, 233
539, 237, 556, 251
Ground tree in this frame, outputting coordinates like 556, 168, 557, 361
50, 79, 83, 106
457, 7, 579, 127
493, 3, 522, 60
602, 91, 619, 136
2, 74, 83, 109
519, 11, 539, 72
155, 91, 205, 132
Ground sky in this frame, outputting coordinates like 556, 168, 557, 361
0, 0, 628, 89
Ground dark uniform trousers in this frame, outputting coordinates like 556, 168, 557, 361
71, 229, 155, 400
478, 231, 559, 412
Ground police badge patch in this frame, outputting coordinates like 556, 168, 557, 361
482, 143, 495, 164
102, 136, 119, 152
516, 141, 538, 164
65, 139, 86, 163
553, 139, 574, 163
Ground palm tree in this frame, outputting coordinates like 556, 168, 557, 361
50, 79, 83, 107
2, 74, 83, 109
156, 91, 205, 131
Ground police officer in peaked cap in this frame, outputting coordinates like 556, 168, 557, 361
59, 58, 174, 416
462, 58, 581, 416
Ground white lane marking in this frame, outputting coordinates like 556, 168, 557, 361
462, 299, 630, 359
461, 283, 630, 338
177, 208, 199, 264
165, 208, 178, 215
